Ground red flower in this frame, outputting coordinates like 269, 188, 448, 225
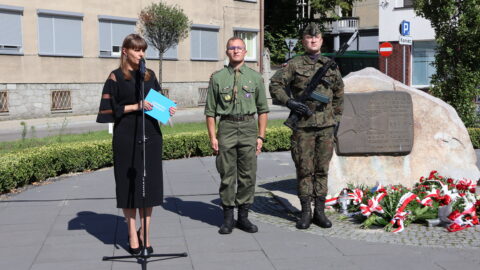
475, 200, 480, 208
447, 178, 454, 184
419, 176, 425, 183
378, 188, 387, 193
439, 195, 452, 206
470, 188, 476, 193
428, 171, 438, 179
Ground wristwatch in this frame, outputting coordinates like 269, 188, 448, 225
257, 136, 265, 142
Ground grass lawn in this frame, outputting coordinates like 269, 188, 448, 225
0, 119, 286, 155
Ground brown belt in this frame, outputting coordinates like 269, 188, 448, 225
220, 114, 255, 122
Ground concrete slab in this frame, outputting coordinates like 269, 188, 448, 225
190, 251, 275, 270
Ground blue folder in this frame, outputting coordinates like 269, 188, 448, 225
144, 89, 176, 124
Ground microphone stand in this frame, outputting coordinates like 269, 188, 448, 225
103, 58, 187, 269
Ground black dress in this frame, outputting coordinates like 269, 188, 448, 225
97, 68, 164, 208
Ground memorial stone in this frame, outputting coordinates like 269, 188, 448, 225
326, 68, 480, 195
336, 91, 413, 155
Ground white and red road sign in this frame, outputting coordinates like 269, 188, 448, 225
379, 42, 393, 57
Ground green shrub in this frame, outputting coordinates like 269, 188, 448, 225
0, 127, 293, 193
467, 127, 480, 149
0, 140, 113, 193
2, 125, 478, 194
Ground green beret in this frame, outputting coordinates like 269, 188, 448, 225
302, 22, 321, 37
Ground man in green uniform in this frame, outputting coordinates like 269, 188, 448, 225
205, 37, 269, 234
270, 23, 344, 230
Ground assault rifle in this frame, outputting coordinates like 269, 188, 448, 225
284, 31, 358, 130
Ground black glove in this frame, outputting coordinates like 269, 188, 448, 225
286, 99, 312, 116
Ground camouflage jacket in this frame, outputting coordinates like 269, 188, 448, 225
269, 54, 344, 128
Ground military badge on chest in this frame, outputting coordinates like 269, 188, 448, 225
243, 82, 253, 99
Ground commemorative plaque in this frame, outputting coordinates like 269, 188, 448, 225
335, 91, 413, 156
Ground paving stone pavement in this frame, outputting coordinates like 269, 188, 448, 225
1, 152, 480, 270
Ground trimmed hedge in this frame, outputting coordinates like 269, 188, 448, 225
0, 127, 293, 193
0, 140, 112, 193
1, 126, 477, 194
467, 128, 480, 149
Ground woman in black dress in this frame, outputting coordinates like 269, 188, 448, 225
96, 34, 175, 255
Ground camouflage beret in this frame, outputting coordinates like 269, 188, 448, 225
302, 22, 321, 37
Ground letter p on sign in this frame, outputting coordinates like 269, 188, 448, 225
401, 20, 410, 36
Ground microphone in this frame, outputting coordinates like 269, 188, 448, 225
139, 57, 146, 79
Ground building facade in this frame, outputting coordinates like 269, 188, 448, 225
0, 0, 263, 120
379, 0, 436, 87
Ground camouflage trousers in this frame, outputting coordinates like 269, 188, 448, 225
291, 126, 335, 198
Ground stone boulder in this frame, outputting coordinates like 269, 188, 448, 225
328, 68, 480, 194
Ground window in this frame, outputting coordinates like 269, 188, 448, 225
412, 40, 436, 86
395, 0, 414, 8
146, 43, 178, 60
0, 90, 8, 113
98, 16, 136, 57
51, 90, 72, 112
191, 25, 220, 61
0, 5, 23, 55
403, 0, 414, 8
234, 28, 258, 61
37, 9, 83, 57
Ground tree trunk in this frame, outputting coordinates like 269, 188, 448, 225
158, 52, 164, 94
157, 53, 165, 95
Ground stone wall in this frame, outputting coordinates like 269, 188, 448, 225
0, 82, 208, 120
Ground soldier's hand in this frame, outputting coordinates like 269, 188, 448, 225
286, 99, 311, 116
210, 138, 219, 155
256, 138, 263, 156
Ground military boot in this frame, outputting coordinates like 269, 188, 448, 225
236, 204, 258, 233
218, 205, 235, 234
296, 196, 312, 229
313, 196, 332, 228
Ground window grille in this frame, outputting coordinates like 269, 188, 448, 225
198, 87, 208, 106
0, 91, 8, 112
161, 88, 170, 98
51, 90, 72, 111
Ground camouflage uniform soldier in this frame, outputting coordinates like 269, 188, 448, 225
205, 37, 269, 234
269, 23, 344, 230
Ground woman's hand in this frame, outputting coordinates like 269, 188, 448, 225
138, 100, 153, 111
169, 106, 176, 116
169, 100, 177, 116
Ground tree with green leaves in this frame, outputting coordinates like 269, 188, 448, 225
265, 0, 360, 65
414, 0, 480, 126
309, 0, 358, 20
138, 2, 190, 89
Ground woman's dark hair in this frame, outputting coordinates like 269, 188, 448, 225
120, 34, 151, 81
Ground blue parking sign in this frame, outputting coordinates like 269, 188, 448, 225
401, 20, 410, 36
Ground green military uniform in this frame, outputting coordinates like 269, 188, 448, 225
270, 54, 344, 198
205, 64, 269, 207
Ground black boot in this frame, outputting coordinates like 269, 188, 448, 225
219, 205, 235, 234
313, 196, 332, 228
236, 204, 258, 233
296, 196, 312, 229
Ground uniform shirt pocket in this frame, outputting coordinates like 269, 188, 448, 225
292, 69, 313, 95
219, 86, 233, 101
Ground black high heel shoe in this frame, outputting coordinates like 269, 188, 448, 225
137, 229, 154, 254
128, 233, 142, 255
